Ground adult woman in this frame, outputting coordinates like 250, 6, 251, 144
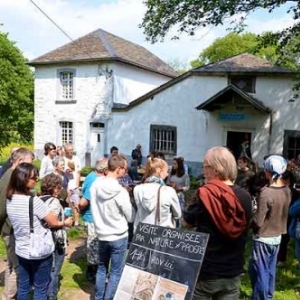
167, 157, 190, 209
52, 156, 70, 207
40, 173, 69, 300
40, 142, 57, 179
6, 163, 73, 300
133, 157, 181, 232
249, 155, 291, 299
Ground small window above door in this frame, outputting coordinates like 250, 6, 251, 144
228, 76, 256, 93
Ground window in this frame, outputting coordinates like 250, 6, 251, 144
60, 121, 73, 144
229, 76, 256, 93
57, 69, 76, 103
150, 125, 177, 155
283, 130, 300, 160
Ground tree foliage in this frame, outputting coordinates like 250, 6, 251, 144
141, 1, 299, 44
0, 30, 34, 148
190, 32, 299, 69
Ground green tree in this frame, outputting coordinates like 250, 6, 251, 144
0, 29, 34, 148
190, 32, 299, 69
191, 32, 258, 67
141, 1, 299, 45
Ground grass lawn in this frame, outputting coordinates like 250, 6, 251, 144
0, 230, 300, 299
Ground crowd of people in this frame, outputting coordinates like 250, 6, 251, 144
0, 142, 300, 300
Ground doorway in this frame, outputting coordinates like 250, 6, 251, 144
226, 131, 252, 160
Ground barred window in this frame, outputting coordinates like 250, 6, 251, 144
60, 72, 74, 100
150, 125, 177, 155
284, 130, 300, 160
60, 121, 73, 145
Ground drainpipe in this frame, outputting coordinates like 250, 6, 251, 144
267, 111, 273, 154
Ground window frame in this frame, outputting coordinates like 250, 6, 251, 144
150, 125, 177, 156
56, 68, 76, 104
228, 75, 256, 93
59, 121, 73, 145
283, 130, 300, 160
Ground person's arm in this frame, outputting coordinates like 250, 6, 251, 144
118, 189, 136, 223
177, 174, 190, 192
39, 157, 47, 179
290, 199, 300, 217
34, 196, 73, 228
182, 193, 203, 227
78, 198, 89, 211
252, 189, 269, 228
44, 212, 73, 228
169, 188, 181, 220
47, 198, 61, 218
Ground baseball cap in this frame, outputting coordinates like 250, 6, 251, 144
263, 155, 287, 177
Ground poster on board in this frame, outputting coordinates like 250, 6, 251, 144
115, 222, 209, 300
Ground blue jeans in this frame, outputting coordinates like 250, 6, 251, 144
17, 254, 53, 300
47, 249, 65, 299
95, 236, 128, 300
248, 241, 279, 300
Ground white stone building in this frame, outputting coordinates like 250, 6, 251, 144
29, 28, 177, 165
111, 53, 298, 175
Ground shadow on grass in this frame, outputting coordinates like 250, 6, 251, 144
68, 242, 95, 299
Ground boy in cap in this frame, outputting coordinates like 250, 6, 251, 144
249, 155, 291, 300
78, 158, 108, 282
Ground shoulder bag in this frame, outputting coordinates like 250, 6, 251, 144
29, 196, 55, 259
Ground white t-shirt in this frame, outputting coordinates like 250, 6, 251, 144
39, 156, 54, 179
7, 195, 50, 259
64, 155, 81, 187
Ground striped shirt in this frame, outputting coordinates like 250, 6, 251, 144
7, 195, 50, 259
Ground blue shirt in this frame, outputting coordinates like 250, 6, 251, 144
81, 171, 98, 223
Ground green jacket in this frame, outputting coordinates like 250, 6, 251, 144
0, 168, 13, 235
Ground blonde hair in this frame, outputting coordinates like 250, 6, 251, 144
205, 146, 237, 181
145, 157, 167, 178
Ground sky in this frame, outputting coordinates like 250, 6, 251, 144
0, 0, 296, 67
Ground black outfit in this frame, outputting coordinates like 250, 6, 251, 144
183, 185, 252, 279
131, 148, 142, 166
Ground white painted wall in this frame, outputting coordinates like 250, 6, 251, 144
34, 61, 173, 165
109, 74, 295, 171
112, 63, 174, 105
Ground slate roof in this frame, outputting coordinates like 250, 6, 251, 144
112, 53, 295, 112
29, 29, 178, 78
195, 84, 271, 113
193, 53, 295, 74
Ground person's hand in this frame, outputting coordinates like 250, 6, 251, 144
64, 217, 73, 227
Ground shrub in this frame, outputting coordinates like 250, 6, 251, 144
80, 167, 93, 177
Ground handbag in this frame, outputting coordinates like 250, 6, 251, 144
29, 196, 55, 259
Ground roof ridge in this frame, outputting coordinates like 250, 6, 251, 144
96, 29, 117, 58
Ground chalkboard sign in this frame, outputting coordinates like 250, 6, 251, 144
115, 223, 209, 300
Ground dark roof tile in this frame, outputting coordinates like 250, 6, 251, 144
29, 29, 178, 78
194, 53, 295, 74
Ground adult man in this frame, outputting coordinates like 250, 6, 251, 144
249, 155, 291, 299
183, 146, 252, 300
131, 144, 142, 166
110, 146, 119, 157
0, 148, 34, 300
90, 154, 135, 300
63, 143, 81, 227
78, 158, 108, 283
